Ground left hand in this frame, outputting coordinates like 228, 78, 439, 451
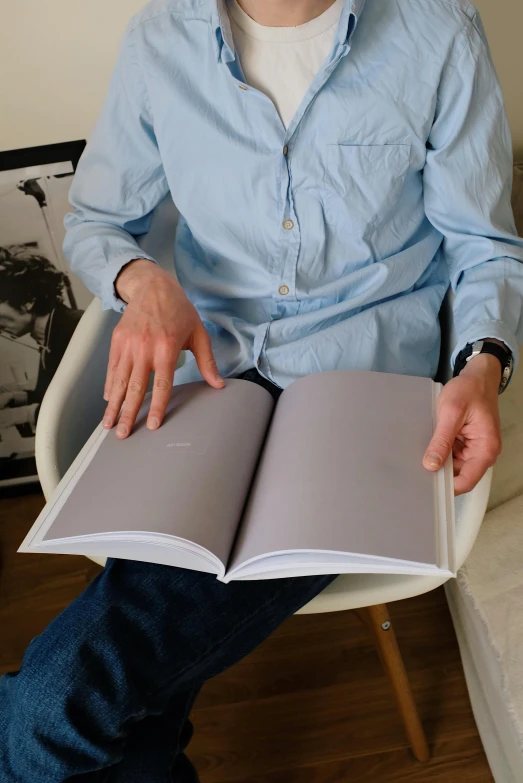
423, 353, 502, 495
0, 405, 34, 429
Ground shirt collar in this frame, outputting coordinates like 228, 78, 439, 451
212, 0, 366, 63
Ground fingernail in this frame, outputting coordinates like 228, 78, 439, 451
216, 375, 225, 387
103, 418, 112, 429
426, 452, 442, 468
116, 424, 129, 438
148, 417, 159, 430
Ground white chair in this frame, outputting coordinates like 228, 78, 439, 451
36, 195, 492, 763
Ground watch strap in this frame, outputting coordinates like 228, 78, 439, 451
453, 340, 513, 394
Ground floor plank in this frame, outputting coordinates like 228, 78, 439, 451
0, 490, 494, 782
210, 736, 492, 783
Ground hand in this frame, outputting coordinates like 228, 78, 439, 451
0, 404, 34, 429
103, 259, 224, 439
0, 391, 28, 409
423, 353, 502, 495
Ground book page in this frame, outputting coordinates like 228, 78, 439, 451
39, 379, 275, 566
228, 371, 438, 571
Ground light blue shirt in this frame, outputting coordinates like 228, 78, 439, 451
64, 0, 523, 388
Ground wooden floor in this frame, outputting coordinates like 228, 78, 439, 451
0, 490, 494, 783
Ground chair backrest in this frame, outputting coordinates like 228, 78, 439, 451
36, 299, 119, 495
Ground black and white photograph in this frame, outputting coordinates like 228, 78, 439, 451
0, 141, 91, 488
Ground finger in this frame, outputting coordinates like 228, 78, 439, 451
116, 363, 151, 439
423, 399, 465, 472
453, 437, 465, 457
454, 456, 492, 496
454, 429, 501, 494
452, 438, 465, 473
103, 354, 133, 430
192, 326, 225, 389
453, 455, 465, 477
147, 356, 177, 430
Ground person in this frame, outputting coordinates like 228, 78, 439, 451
1, 0, 522, 780
0, 245, 84, 432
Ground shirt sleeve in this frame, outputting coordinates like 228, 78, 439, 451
63, 26, 169, 312
423, 11, 523, 372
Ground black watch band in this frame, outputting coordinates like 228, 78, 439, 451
453, 340, 514, 394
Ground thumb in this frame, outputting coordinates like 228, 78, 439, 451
191, 325, 225, 389
423, 402, 463, 471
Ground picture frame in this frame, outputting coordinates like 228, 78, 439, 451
0, 140, 92, 489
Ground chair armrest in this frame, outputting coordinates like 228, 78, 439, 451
455, 467, 492, 569
35, 298, 120, 500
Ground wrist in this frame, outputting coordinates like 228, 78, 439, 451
454, 338, 513, 395
460, 353, 502, 390
115, 258, 161, 303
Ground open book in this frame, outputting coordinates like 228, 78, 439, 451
20, 370, 455, 582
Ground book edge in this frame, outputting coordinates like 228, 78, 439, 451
18, 422, 109, 552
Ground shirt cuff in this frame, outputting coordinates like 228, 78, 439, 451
451, 320, 520, 374
100, 251, 159, 312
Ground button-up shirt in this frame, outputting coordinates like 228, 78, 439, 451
64, 0, 523, 388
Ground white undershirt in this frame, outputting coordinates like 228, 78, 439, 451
227, 0, 343, 129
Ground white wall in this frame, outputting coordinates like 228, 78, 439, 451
0, 0, 522, 156
474, 0, 523, 158
0, 0, 145, 151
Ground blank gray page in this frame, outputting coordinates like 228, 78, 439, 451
229, 370, 437, 569
44, 380, 274, 566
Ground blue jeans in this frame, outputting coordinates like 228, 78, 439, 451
0, 370, 338, 782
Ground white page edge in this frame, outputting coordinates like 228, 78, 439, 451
18, 422, 110, 552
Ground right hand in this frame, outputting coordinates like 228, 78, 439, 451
103, 259, 224, 439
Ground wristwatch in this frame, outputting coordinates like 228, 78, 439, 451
453, 340, 514, 394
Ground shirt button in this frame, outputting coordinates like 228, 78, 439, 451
278, 285, 290, 296
283, 219, 294, 230
238, 84, 248, 91
283, 145, 289, 156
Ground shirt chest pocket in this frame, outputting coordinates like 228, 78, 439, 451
324, 143, 412, 235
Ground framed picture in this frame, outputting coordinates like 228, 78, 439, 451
0, 140, 93, 489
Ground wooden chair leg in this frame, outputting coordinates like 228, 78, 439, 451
355, 604, 430, 763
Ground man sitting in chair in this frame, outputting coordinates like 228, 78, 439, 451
1, 0, 522, 780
